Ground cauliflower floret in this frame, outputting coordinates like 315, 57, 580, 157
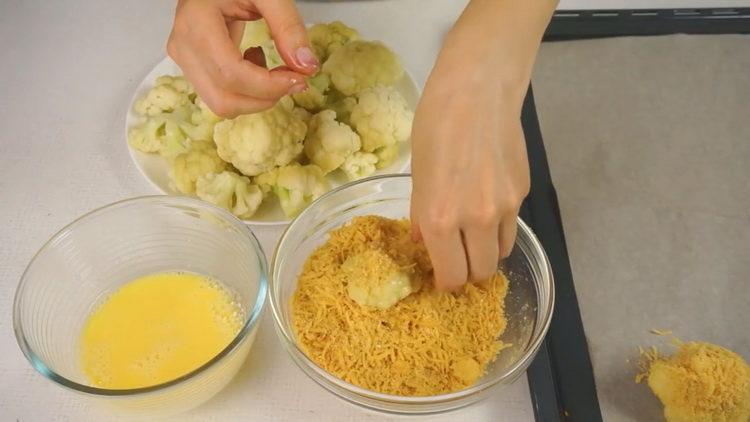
308, 21, 359, 62
134, 76, 193, 116
343, 249, 420, 310
304, 110, 361, 174
255, 164, 329, 217
292, 107, 312, 125
326, 95, 357, 125
292, 73, 331, 111
213, 97, 307, 177
128, 117, 167, 153
240, 20, 271, 51
350, 85, 413, 153
239, 19, 284, 68
170, 140, 228, 194
322, 40, 403, 96
196, 171, 263, 219
373, 144, 399, 169
340, 151, 378, 181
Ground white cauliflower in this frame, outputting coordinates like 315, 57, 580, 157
349, 85, 413, 153
239, 19, 284, 69
253, 164, 330, 217
134, 76, 194, 116
308, 21, 359, 62
196, 171, 263, 219
322, 40, 403, 96
292, 107, 312, 125
340, 151, 378, 181
213, 97, 307, 177
326, 95, 357, 125
128, 112, 192, 159
170, 140, 227, 194
304, 110, 361, 174
374, 144, 399, 169
292, 72, 330, 111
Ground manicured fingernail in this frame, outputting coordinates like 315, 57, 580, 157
288, 83, 307, 94
295, 46, 319, 70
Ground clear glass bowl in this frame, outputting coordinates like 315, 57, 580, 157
270, 174, 555, 414
13, 196, 268, 417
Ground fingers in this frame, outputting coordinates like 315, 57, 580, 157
416, 208, 468, 291
463, 224, 501, 281
498, 216, 518, 258
254, 0, 319, 74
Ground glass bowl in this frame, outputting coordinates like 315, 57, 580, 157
270, 174, 555, 415
13, 196, 268, 417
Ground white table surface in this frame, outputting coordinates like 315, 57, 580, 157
0, 1, 535, 421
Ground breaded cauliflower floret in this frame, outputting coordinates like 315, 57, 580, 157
213, 97, 307, 177
196, 171, 263, 219
253, 163, 330, 217
308, 21, 359, 62
322, 40, 403, 96
304, 110, 361, 174
170, 140, 227, 194
340, 151, 378, 181
349, 85, 412, 154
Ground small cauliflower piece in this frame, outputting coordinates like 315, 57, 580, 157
292, 107, 312, 125
170, 140, 227, 194
128, 117, 167, 153
326, 95, 357, 125
304, 110, 361, 174
342, 249, 420, 310
292, 73, 331, 111
350, 85, 413, 153
195, 171, 263, 219
134, 76, 193, 116
240, 20, 271, 51
308, 21, 359, 62
213, 97, 307, 177
373, 144, 399, 169
261, 163, 330, 217
340, 151, 377, 181
322, 40, 404, 96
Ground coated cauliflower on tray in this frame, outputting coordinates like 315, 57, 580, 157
128, 20, 413, 220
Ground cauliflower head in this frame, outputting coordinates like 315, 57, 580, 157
213, 97, 307, 177
304, 110, 361, 174
308, 21, 359, 62
322, 40, 403, 96
196, 171, 263, 219
255, 163, 330, 217
350, 85, 413, 153
292, 72, 331, 111
134, 76, 194, 116
170, 140, 228, 194
340, 151, 377, 181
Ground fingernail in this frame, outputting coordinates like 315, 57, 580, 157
295, 46, 319, 70
288, 83, 307, 94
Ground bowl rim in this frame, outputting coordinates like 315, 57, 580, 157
12, 195, 269, 396
270, 173, 555, 404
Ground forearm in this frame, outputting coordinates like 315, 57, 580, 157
437, 0, 558, 105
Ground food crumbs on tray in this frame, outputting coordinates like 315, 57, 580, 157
80, 272, 243, 389
636, 335, 750, 422
291, 215, 510, 396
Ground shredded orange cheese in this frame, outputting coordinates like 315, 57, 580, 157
291, 215, 510, 396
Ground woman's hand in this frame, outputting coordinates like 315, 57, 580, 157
167, 0, 319, 118
411, 0, 556, 290
410, 59, 530, 291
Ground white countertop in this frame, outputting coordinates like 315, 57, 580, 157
0, 1, 534, 420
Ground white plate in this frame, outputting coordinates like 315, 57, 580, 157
126, 56, 420, 225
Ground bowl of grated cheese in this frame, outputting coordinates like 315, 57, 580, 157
269, 174, 554, 414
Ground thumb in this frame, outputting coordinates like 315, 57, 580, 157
255, 0, 318, 75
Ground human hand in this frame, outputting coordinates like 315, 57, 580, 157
410, 46, 530, 291
167, 0, 319, 118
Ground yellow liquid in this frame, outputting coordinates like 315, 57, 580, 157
80, 272, 244, 389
